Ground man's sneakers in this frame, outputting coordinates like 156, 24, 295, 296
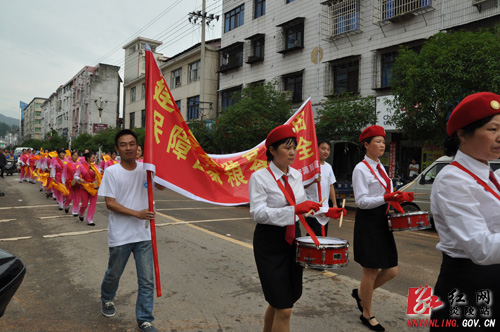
101, 301, 116, 317
138, 322, 158, 332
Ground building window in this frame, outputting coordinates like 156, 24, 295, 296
219, 42, 244, 73
188, 61, 201, 83
381, 51, 397, 88
325, 0, 361, 37
175, 100, 181, 111
333, 59, 359, 94
221, 86, 242, 112
187, 96, 200, 120
130, 112, 135, 129
141, 83, 145, 100
131, 87, 136, 102
246, 34, 265, 64
380, 0, 433, 22
141, 109, 146, 127
283, 71, 303, 103
224, 4, 245, 33
255, 0, 266, 18
171, 68, 182, 88
277, 18, 305, 54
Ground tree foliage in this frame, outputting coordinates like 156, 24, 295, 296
214, 81, 293, 153
315, 93, 377, 142
390, 28, 500, 144
188, 120, 217, 154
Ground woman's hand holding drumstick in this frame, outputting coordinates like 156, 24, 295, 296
304, 197, 327, 217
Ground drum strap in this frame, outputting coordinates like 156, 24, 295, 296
450, 162, 500, 201
362, 160, 405, 214
266, 167, 320, 247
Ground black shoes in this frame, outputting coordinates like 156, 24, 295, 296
360, 315, 385, 331
352, 288, 363, 313
65, 208, 69, 213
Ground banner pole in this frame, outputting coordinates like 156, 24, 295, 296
147, 170, 162, 297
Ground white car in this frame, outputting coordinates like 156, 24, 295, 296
398, 156, 500, 219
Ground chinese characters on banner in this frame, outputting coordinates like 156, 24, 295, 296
143, 47, 319, 205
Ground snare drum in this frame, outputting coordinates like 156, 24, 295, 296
295, 236, 349, 269
388, 211, 431, 231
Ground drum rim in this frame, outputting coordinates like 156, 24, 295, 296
296, 261, 349, 269
389, 211, 429, 218
390, 224, 432, 231
295, 236, 348, 245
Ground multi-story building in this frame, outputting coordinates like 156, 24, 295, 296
41, 63, 121, 141
23, 97, 47, 140
220, 0, 500, 169
123, 37, 221, 128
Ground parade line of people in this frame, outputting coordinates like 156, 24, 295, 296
15, 146, 142, 226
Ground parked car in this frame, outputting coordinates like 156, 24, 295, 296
0, 249, 26, 317
398, 156, 500, 219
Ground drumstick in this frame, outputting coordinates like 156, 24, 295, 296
339, 199, 346, 228
305, 197, 327, 217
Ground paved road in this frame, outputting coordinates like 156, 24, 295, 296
0, 175, 439, 331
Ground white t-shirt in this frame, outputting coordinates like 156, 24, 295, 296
98, 162, 151, 247
305, 162, 336, 224
409, 163, 419, 177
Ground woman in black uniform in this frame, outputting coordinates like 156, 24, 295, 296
249, 124, 345, 332
351, 125, 413, 331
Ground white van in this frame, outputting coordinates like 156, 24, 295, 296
14, 147, 33, 158
398, 156, 500, 217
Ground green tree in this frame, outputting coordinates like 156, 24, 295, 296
93, 126, 120, 153
187, 120, 217, 153
390, 28, 500, 144
133, 127, 146, 148
316, 93, 377, 142
72, 133, 98, 153
214, 81, 293, 153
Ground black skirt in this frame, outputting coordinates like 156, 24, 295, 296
353, 204, 398, 269
430, 253, 500, 331
253, 223, 303, 309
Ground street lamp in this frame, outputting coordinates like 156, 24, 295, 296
94, 96, 108, 124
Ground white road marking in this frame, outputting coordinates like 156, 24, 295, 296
0, 219, 17, 223
0, 236, 32, 242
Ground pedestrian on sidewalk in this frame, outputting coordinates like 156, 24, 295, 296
98, 129, 165, 332
430, 92, 500, 330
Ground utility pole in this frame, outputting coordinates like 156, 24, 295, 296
188, 1, 219, 119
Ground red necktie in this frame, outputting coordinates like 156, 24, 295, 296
377, 163, 391, 193
489, 171, 500, 192
282, 175, 296, 245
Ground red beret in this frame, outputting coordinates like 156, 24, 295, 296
265, 124, 297, 148
447, 92, 500, 136
359, 125, 385, 143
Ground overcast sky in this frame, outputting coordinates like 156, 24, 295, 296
0, 0, 222, 120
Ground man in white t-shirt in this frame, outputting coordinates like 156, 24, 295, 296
98, 129, 165, 332
304, 140, 338, 237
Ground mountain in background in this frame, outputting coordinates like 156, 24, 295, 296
0, 113, 20, 127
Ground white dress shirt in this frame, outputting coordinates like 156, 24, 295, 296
353, 156, 392, 210
249, 161, 307, 227
431, 149, 500, 265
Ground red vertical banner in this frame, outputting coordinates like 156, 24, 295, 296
389, 142, 397, 178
